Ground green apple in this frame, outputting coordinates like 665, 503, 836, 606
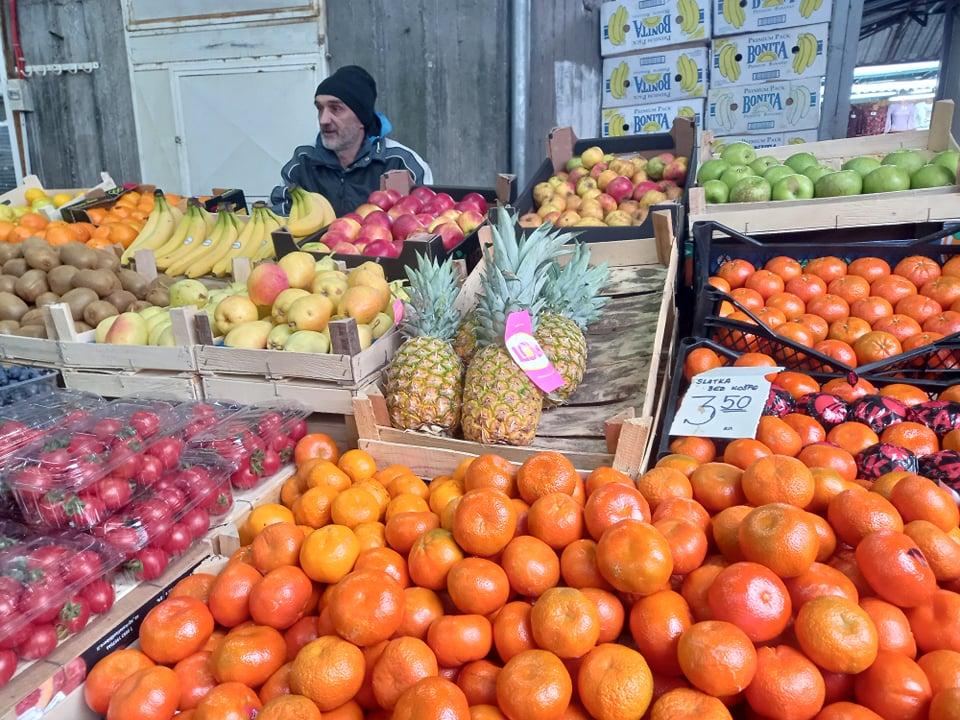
703, 179, 730, 204
802, 165, 832, 184
911, 163, 955, 189
933, 150, 960, 180
862, 165, 911, 194
882, 149, 926, 176
720, 165, 755, 189
785, 152, 819, 173
720, 141, 757, 167
763, 165, 794, 186
750, 156, 780, 175
697, 159, 730, 184
772, 174, 815, 201
729, 176, 772, 203
841, 156, 881, 177
814, 170, 863, 198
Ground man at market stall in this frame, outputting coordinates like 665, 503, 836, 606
270, 65, 433, 216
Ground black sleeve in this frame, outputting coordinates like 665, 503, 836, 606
270, 151, 304, 215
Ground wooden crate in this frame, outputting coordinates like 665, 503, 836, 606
0, 335, 61, 368
355, 211, 679, 477
688, 100, 960, 233
61, 368, 203, 400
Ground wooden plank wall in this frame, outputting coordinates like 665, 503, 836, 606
15, 0, 141, 187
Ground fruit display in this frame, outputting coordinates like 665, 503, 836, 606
0, 389, 104, 462
211, 255, 400, 353
705, 250, 960, 371
518, 145, 687, 229
0, 235, 165, 339
699, 140, 959, 204
300, 186, 488, 258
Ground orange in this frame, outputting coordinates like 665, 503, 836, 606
904, 520, 960, 582
738, 503, 819, 578
245, 504, 296, 539
140, 596, 215, 665
881, 422, 939, 456
827, 422, 879, 455
716, 258, 755, 288
173, 652, 217, 711
583, 482, 651, 539
500, 535, 560, 597
827, 489, 903, 546
353, 521, 385, 551
493, 601, 536, 663
496, 650, 572, 720
856, 530, 937, 608
795, 596, 879, 673
653, 497, 711, 531
722, 438, 772, 469
285, 617, 319, 662
252, 524, 305, 575
787, 273, 828, 302
677, 620, 757, 696
516, 452, 578, 504
649, 688, 732, 720
707, 561, 791, 642
768, 293, 807, 321
907, 589, 960, 653
681, 561, 727, 622
808, 467, 852, 512
106, 666, 180, 720
629, 590, 693, 676
527, 492, 584, 549
354, 547, 409, 587
210, 623, 286, 687
294, 433, 340, 466
258, 695, 322, 720
392, 677, 470, 720
456, 659, 500, 706
746, 269, 786, 298
745, 645, 826, 720
426, 614, 492, 667
247, 564, 313, 633
330, 487, 381, 528
711, 505, 752, 561
741, 455, 815, 508
669, 437, 717, 463
891, 476, 960, 532
386, 475, 430, 500
453, 488, 517, 557
581, 588, 624, 644
289, 636, 365, 711
930, 689, 960, 720
407, 527, 463, 590
689, 462, 745, 512
585, 466, 635, 494
395, 586, 444, 640
304, 460, 351, 492
530, 587, 600, 659
653, 518, 708, 575
447, 557, 510, 615
810, 511, 839, 561
85, 649, 155, 715
371, 637, 439, 709
596, 519, 672, 595
292, 487, 336, 528
684, 347, 725, 381
756, 416, 803, 457
853, 650, 932, 720
465, 455, 517, 495
386, 511, 439, 554
784, 563, 859, 609
560, 538, 612, 590
636, 467, 693, 509
859, 597, 916, 658
577, 643, 653, 720
815, 701, 884, 719
337, 449, 376, 482
299, 524, 359, 583
193, 682, 263, 720
328, 570, 405, 646
917, 649, 960, 695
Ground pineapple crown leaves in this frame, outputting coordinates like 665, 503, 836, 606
542, 242, 611, 329
475, 207, 576, 345
400, 253, 462, 341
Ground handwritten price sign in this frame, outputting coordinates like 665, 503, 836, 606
669, 365, 783, 440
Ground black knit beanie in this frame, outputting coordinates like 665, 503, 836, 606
315, 66, 377, 131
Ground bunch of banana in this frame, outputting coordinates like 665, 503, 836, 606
677, 53, 702, 95
792, 33, 819, 74
164, 211, 241, 277
677, 0, 702, 35
119, 192, 184, 265
287, 186, 335, 238
711, 92, 737, 132
799, 0, 823, 18
786, 87, 812, 125
602, 110, 628, 138
249, 208, 285, 265
153, 202, 214, 271
606, 5, 628, 45
716, 43, 742, 83
608, 61, 630, 100
721, 0, 745, 29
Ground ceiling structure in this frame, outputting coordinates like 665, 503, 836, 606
858, 0, 953, 64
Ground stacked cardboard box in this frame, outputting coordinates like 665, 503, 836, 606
599, 0, 712, 137
707, 0, 832, 145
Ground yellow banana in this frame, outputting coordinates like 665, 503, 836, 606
120, 193, 171, 264
287, 187, 335, 237
167, 211, 234, 277
212, 207, 266, 277
154, 204, 208, 268
186, 212, 246, 279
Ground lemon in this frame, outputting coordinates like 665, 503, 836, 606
23, 188, 48, 205
52, 193, 72, 208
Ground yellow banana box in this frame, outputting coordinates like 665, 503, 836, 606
710, 23, 828, 88
707, 77, 821, 134
711, 130, 818, 155
602, 100, 706, 138
713, 0, 832, 37
603, 47, 708, 108
601, 0, 711, 56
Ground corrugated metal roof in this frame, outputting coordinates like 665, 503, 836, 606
858, 14, 945, 65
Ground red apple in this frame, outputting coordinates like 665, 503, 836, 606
327, 217, 361, 240
596, 193, 617, 214
415, 212, 435, 227
440, 209, 461, 221
385, 189, 402, 205
344, 212, 363, 223
457, 210, 485, 234
331, 241, 361, 255
355, 203, 381, 218
365, 239, 401, 258
462, 192, 489, 214
435, 222, 465, 251
357, 224, 394, 245
427, 216, 449, 233
411, 186, 436, 204
367, 190, 396, 210
394, 196, 423, 215
362, 210, 392, 228
425, 195, 455, 215
568, 168, 589, 185
632, 181, 660, 201
589, 162, 609, 179
392, 213, 426, 241
322, 231, 351, 247
519, 213, 542, 228
606, 176, 634, 203
454, 200, 483, 214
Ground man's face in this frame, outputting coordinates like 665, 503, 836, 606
316, 94, 365, 153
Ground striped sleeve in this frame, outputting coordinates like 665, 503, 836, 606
383, 139, 433, 184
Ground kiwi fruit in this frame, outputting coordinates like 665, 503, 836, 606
105, 289, 136, 313
118, 269, 149, 299
0, 276, 16, 295
23, 247, 59, 272
128, 300, 153, 313
61, 287, 97, 321
58, 244, 98, 270
0, 292, 28, 321
0, 320, 19, 334
19, 236, 48, 254
148, 275, 176, 290
14, 325, 46, 338
2, 259, 27, 278
48, 265, 79, 295
0, 245, 21, 264
93, 250, 120, 272
83, 300, 119, 328
34, 292, 60, 308
73, 321, 93, 333
73, 268, 118, 298
14, 269, 48, 303
145, 287, 170, 307
19, 308, 45, 326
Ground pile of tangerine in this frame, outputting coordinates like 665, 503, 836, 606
709, 253, 960, 369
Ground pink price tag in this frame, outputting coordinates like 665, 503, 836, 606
504, 311, 565, 394
393, 299, 404, 325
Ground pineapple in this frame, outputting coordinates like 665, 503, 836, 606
537, 243, 610, 406
461, 208, 571, 445
383, 255, 464, 434
453, 312, 478, 364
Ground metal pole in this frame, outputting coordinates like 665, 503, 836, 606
819, 0, 866, 139
937, 1, 960, 139
511, 0, 530, 185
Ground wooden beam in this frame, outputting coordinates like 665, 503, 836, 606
819, 0, 866, 140
937, 5, 960, 140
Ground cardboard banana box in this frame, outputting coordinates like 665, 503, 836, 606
710, 23, 829, 88
707, 77, 821, 135
711, 129, 819, 152
602, 100, 706, 138
601, 0, 711, 56
713, 0, 832, 37
603, 46, 709, 108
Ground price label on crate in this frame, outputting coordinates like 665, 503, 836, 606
669, 365, 783, 440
